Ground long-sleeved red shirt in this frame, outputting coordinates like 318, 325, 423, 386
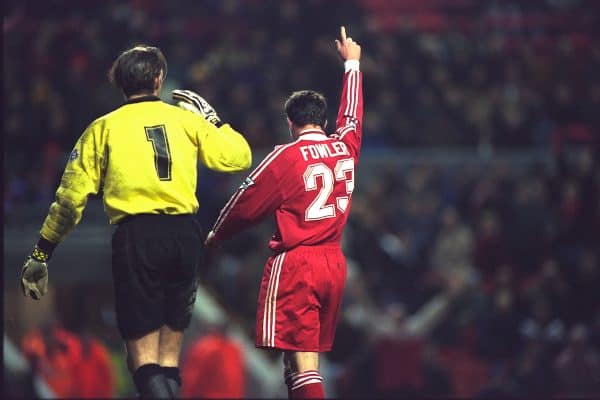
211, 65, 363, 252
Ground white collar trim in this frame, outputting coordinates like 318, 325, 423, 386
298, 130, 328, 141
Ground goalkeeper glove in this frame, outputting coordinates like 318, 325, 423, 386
172, 89, 222, 126
21, 240, 55, 300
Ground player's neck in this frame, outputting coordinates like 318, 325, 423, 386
293, 124, 325, 138
128, 91, 159, 101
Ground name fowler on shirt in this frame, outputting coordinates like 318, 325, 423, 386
299, 141, 350, 162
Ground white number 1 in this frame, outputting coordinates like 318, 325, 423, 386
303, 158, 355, 221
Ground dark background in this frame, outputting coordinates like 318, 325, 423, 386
4, 0, 599, 397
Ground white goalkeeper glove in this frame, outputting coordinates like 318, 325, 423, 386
172, 89, 222, 126
21, 247, 49, 300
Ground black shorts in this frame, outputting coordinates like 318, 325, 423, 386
111, 214, 204, 340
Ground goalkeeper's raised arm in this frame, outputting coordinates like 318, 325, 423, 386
172, 89, 252, 172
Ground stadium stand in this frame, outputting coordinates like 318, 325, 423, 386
4, 0, 598, 397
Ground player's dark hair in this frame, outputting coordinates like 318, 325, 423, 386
284, 90, 327, 128
108, 45, 167, 97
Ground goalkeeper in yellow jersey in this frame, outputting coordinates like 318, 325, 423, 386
19, 45, 252, 398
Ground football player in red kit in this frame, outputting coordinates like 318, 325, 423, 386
206, 26, 362, 399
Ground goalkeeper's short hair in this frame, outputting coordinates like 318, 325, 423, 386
108, 44, 167, 97
284, 90, 327, 128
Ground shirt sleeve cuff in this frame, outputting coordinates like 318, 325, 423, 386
36, 237, 57, 258
344, 60, 360, 72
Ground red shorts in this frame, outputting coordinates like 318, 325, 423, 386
255, 245, 347, 352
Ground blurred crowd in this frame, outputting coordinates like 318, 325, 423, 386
3, 0, 599, 211
4, 0, 599, 398
6, 143, 598, 398
6, 320, 246, 398
206, 143, 599, 398
334, 145, 598, 397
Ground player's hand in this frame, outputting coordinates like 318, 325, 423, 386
335, 26, 361, 62
21, 257, 49, 300
172, 89, 222, 126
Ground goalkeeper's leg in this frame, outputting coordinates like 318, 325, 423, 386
126, 330, 173, 398
157, 215, 203, 397
159, 325, 184, 396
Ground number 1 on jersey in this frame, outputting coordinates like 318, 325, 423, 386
145, 125, 172, 181
304, 158, 355, 221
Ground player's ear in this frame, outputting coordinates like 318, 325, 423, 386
286, 118, 296, 140
154, 70, 164, 92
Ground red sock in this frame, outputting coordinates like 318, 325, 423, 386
287, 370, 324, 399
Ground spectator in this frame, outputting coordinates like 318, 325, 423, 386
519, 298, 565, 347
71, 333, 115, 398
514, 339, 556, 397
4, 1, 600, 397
430, 206, 474, 274
180, 325, 245, 398
473, 210, 509, 284
477, 287, 521, 362
567, 250, 600, 325
21, 322, 83, 398
554, 324, 600, 397
4, 0, 599, 208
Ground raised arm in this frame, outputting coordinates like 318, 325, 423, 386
333, 26, 364, 155
173, 89, 252, 173
196, 119, 252, 173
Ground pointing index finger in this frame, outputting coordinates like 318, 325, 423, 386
340, 26, 347, 42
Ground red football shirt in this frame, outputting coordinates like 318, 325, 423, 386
211, 66, 363, 252
181, 333, 245, 398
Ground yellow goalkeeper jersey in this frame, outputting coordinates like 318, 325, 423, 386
40, 95, 252, 244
